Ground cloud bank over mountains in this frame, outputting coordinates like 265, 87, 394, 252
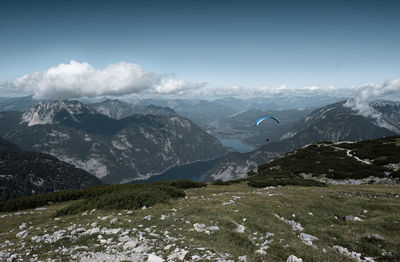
4, 60, 204, 99
1, 60, 399, 103
344, 78, 400, 132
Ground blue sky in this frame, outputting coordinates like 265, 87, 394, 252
1, 0, 399, 90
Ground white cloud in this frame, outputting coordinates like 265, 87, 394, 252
152, 78, 206, 94
344, 78, 400, 131
4, 60, 202, 99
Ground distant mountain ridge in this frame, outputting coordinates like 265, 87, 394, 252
0, 100, 228, 184
0, 137, 102, 201
90, 99, 177, 119
368, 100, 400, 132
279, 101, 396, 149
0, 95, 36, 112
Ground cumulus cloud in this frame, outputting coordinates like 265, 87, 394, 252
4, 60, 202, 99
344, 78, 400, 131
152, 78, 207, 94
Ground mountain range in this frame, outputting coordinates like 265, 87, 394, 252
1, 97, 399, 185
0, 100, 227, 184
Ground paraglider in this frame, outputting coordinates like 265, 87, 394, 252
254, 116, 280, 142
254, 116, 280, 127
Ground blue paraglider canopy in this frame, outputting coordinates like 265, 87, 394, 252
254, 116, 280, 127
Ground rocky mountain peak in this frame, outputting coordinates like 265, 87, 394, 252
21, 100, 97, 126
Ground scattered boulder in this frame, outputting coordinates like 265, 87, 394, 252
118, 235, 130, 242
275, 214, 304, 231
342, 215, 364, 222
16, 230, 29, 239
147, 253, 164, 262
265, 232, 275, 238
168, 248, 188, 261
332, 245, 365, 261
208, 226, 220, 231
192, 223, 220, 234
299, 233, 319, 246
367, 234, 384, 241
234, 222, 245, 233
287, 255, 303, 262
83, 227, 100, 235
123, 239, 138, 250
222, 200, 235, 205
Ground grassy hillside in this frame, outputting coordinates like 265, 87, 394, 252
0, 183, 399, 261
248, 135, 400, 185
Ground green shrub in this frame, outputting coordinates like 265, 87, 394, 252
390, 170, 400, 178
229, 179, 242, 184
327, 170, 350, 179
55, 184, 185, 216
212, 179, 231, 185
155, 180, 207, 189
0, 190, 84, 212
247, 170, 257, 176
247, 176, 326, 188
0, 181, 195, 213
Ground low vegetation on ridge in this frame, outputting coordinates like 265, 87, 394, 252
0, 180, 206, 213
247, 135, 400, 183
